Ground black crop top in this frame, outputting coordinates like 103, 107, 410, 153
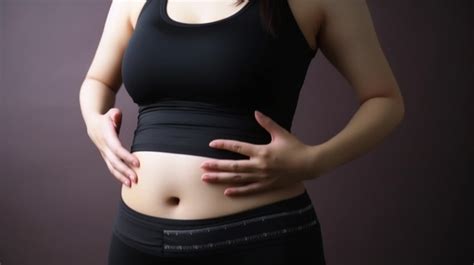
122, 0, 317, 160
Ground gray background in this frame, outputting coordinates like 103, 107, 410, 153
0, 0, 472, 264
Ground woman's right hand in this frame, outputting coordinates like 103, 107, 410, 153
87, 108, 140, 187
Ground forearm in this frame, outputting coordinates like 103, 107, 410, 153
308, 96, 405, 178
78, 78, 117, 135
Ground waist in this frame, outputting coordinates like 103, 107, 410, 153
130, 99, 272, 159
122, 151, 307, 219
113, 188, 318, 258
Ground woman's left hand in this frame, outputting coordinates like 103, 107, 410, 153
201, 110, 318, 197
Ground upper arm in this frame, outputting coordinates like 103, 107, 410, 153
84, 0, 133, 94
317, 0, 403, 107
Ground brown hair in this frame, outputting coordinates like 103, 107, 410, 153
234, 0, 280, 37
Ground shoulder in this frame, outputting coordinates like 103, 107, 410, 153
107, 0, 147, 30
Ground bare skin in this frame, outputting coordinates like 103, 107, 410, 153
118, 0, 318, 219
81, 0, 403, 220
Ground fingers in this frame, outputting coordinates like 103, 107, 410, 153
105, 120, 139, 166
200, 159, 256, 173
112, 142, 140, 168
209, 139, 258, 157
100, 122, 139, 186
103, 148, 138, 185
89, 110, 139, 187
202, 172, 265, 184
104, 120, 140, 177
224, 180, 272, 196
102, 151, 133, 187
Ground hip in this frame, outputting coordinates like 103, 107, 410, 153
110, 188, 326, 263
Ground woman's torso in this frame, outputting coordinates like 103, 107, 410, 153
121, 0, 322, 220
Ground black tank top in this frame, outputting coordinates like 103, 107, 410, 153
122, 0, 317, 160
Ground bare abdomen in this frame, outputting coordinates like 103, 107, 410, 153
120, 151, 307, 220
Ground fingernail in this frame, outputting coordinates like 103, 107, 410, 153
202, 174, 213, 180
133, 161, 139, 167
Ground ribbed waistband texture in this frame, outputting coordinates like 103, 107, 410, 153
112, 190, 320, 257
130, 99, 275, 159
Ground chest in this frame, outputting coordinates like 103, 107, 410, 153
129, 0, 322, 52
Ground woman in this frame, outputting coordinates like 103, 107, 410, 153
79, 0, 404, 264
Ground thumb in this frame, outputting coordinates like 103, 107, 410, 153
108, 108, 122, 128
254, 110, 284, 142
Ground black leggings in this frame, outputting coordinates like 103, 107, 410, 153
107, 190, 326, 265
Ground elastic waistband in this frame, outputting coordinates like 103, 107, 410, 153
112, 190, 319, 257
117, 190, 314, 228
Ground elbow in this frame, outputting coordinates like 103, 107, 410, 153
361, 92, 406, 124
